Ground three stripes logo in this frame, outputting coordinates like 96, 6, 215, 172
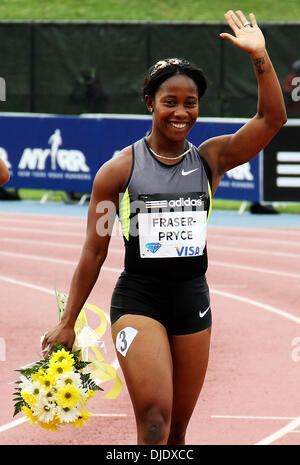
145, 200, 168, 209
276, 151, 300, 188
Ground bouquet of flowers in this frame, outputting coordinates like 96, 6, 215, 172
13, 343, 102, 431
12, 288, 122, 430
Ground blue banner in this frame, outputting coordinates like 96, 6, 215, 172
1, 114, 261, 201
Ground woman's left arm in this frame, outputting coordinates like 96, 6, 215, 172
200, 10, 287, 193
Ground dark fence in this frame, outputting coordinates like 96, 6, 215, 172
1, 21, 300, 118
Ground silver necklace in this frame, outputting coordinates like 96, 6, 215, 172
148, 142, 192, 160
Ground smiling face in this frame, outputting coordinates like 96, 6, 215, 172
146, 74, 199, 145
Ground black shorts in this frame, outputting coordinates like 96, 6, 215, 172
110, 271, 212, 335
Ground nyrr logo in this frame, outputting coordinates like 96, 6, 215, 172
18, 129, 90, 172
226, 162, 254, 181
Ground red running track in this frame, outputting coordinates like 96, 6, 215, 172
0, 211, 300, 445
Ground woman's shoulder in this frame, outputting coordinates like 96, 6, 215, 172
93, 144, 133, 194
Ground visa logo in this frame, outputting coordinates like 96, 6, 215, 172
175, 246, 201, 256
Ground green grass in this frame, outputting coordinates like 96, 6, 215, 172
0, 0, 300, 21
212, 199, 300, 214
2, 0, 300, 212
7, 189, 299, 214
17, 189, 67, 201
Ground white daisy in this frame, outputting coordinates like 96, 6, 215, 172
33, 397, 56, 423
19, 375, 33, 390
56, 371, 82, 389
57, 405, 79, 423
22, 380, 44, 397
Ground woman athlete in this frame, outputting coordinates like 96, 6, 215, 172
42, 10, 287, 445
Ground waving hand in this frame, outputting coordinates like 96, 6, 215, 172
220, 10, 265, 54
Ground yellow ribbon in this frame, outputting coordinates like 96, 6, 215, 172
73, 303, 123, 399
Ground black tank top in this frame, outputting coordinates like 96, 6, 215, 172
118, 137, 212, 280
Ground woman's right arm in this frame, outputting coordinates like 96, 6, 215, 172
41, 148, 132, 357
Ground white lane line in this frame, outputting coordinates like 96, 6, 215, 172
0, 275, 118, 369
0, 417, 28, 433
212, 415, 295, 420
208, 226, 300, 236
210, 260, 300, 280
0, 260, 300, 324
1, 249, 299, 280
0, 275, 111, 322
0, 225, 84, 237
209, 233, 300, 247
0, 275, 56, 295
0, 413, 128, 433
3, 236, 300, 259
0, 237, 83, 249
210, 244, 300, 259
0, 224, 123, 239
211, 284, 248, 289
1, 252, 299, 325
211, 288, 300, 325
0, 211, 85, 222
0, 237, 123, 255
91, 413, 128, 417
255, 416, 300, 445
0, 217, 85, 227
1, 273, 299, 327
0, 251, 121, 273
0, 250, 79, 266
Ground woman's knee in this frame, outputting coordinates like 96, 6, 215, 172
137, 405, 171, 445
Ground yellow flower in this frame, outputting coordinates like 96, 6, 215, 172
49, 349, 74, 366
55, 384, 82, 409
39, 372, 57, 391
38, 418, 60, 431
87, 390, 96, 399
47, 358, 74, 377
80, 389, 95, 406
22, 406, 36, 424
70, 410, 91, 427
31, 369, 46, 383
21, 390, 37, 408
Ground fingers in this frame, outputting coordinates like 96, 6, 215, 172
249, 12, 257, 27
41, 332, 55, 359
41, 344, 51, 359
41, 338, 52, 359
235, 10, 249, 27
224, 10, 240, 34
224, 10, 256, 31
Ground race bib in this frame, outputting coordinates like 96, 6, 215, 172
137, 192, 208, 259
